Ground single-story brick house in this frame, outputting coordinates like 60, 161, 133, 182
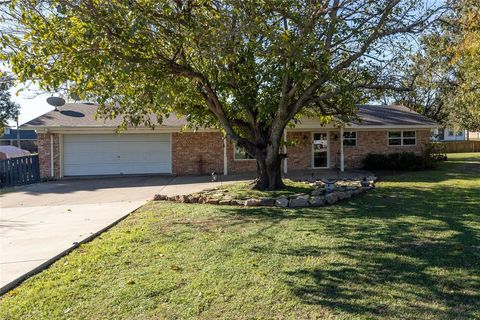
21, 103, 437, 179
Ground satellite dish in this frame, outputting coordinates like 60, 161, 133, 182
46, 96, 66, 111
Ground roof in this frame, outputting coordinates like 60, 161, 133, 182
0, 145, 31, 159
21, 102, 437, 130
21, 103, 187, 129
353, 105, 438, 127
0, 128, 38, 140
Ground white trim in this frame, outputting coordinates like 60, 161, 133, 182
50, 134, 54, 177
388, 130, 417, 147
59, 134, 64, 178
340, 127, 344, 172
23, 123, 438, 133
223, 137, 228, 175
169, 132, 173, 174
311, 131, 330, 169
283, 129, 288, 174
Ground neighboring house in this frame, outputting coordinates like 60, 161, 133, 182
21, 103, 437, 179
0, 128, 38, 153
433, 128, 480, 141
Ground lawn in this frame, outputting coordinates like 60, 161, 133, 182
1, 153, 479, 319
214, 178, 314, 199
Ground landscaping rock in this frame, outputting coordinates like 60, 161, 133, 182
325, 192, 339, 205
206, 198, 219, 205
275, 197, 289, 208
153, 194, 167, 201
167, 195, 177, 202
259, 198, 276, 206
309, 196, 325, 207
289, 197, 309, 207
219, 199, 231, 205
244, 198, 261, 206
337, 192, 351, 200
212, 193, 225, 198
232, 199, 246, 206
311, 188, 324, 196
190, 194, 200, 203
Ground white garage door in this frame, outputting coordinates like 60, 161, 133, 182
63, 134, 172, 176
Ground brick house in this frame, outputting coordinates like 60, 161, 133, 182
20, 103, 437, 179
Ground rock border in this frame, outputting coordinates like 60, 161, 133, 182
154, 177, 377, 208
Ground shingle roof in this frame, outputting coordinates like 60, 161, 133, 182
354, 104, 437, 126
21, 103, 187, 128
0, 129, 38, 140
21, 102, 437, 129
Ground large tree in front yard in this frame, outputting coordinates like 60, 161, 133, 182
1, 0, 445, 189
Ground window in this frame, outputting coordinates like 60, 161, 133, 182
456, 131, 463, 136
234, 144, 254, 160
343, 131, 357, 146
388, 131, 416, 146
448, 130, 455, 136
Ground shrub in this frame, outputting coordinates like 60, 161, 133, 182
363, 152, 435, 171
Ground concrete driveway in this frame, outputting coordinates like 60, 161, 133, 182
0, 175, 238, 294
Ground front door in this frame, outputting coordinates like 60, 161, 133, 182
312, 132, 329, 168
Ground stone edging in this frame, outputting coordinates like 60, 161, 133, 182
154, 177, 377, 208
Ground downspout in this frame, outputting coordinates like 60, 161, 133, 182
283, 129, 288, 174
340, 127, 345, 172
223, 137, 228, 175
50, 134, 54, 177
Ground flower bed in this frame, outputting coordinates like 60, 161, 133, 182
154, 177, 377, 208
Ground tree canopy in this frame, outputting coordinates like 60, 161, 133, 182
0, 70, 19, 131
387, 0, 480, 131
0, 0, 446, 189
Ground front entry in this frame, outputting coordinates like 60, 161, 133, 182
312, 132, 329, 168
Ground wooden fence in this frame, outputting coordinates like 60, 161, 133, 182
0, 155, 40, 188
443, 141, 480, 153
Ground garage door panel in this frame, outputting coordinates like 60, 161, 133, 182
63, 134, 172, 176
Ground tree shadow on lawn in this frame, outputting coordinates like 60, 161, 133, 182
221, 177, 480, 319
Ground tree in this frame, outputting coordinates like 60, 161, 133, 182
387, 0, 480, 131
1, 0, 445, 189
0, 70, 19, 132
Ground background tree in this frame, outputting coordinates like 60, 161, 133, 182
1, 0, 445, 189
0, 70, 19, 133
387, 0, 480, 132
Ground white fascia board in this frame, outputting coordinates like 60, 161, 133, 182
24, 126, 220, 134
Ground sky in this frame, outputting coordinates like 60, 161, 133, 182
8, 82, 53, 127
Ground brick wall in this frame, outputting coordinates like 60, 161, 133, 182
342, 129, 431, 168
36, 129, 431, 179
172, 132, 224, 175
37, 132, 60, 179
286, 131, 312, 170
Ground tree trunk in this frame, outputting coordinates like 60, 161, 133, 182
254, 146, 285, 191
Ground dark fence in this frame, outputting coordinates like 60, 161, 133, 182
443, 141, 480, 153
0, 155, 40, 188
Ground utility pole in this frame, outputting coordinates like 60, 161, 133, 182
16, 111, 21, 149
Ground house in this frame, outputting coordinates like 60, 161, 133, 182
0, 128, 38, 153
20, 103, 437, 179
433, 128, 480, 141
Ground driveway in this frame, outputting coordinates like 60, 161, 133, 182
0, 175, 239, 294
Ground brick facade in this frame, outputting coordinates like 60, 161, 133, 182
37, 129, 431, 178
38, 132, 60, 179
171, 132, 224, 175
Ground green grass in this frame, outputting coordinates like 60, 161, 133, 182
1, 153, 479, 319
218, 178, 314, 199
